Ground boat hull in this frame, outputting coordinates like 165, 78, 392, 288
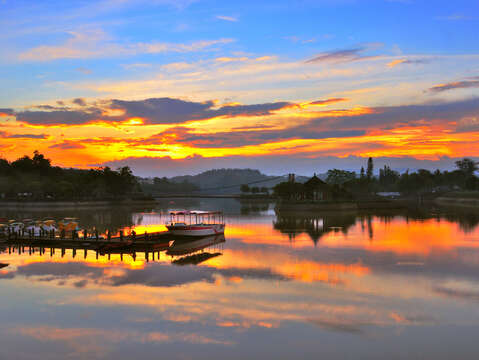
166, 224, 225, 237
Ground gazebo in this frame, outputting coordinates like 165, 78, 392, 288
303, 174, 332, 201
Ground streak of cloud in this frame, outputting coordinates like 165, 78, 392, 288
0, 131, 48, 139
49, 140, 86, 149
305, 44, 382, 64
12, 97, 295, 126
0, 108, 14, 116
429, 79, 479, 93
387, 58, 428, 68
18, 29, 234, 61
216, 15, 238, 22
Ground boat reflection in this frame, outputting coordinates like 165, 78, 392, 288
168, 234, 225, 256
168, 234, 225, 265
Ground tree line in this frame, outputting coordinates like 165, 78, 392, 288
0, 151, 142, 201
329, 157, 479, 195
140, 177, 199, 195
272, 157, 479, 200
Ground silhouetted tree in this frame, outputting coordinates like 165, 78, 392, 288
379, 165, 400, 189
0, 152, 142, 200
326, 169, 356, 185
240, 184, 250, 193
455, 158, 478, 177
366, 157, 374, 180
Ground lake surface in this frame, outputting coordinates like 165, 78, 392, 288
1, 199, 479, 359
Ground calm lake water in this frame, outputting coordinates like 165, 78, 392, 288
1, 199, 479, 359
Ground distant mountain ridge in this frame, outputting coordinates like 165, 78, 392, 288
169, 168, 313, 194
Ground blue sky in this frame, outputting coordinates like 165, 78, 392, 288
2, 0, 478, 104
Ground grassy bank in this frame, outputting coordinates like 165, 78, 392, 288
0, 198, 158, 209
435, 192, 479, 208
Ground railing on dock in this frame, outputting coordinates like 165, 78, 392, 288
3, 228, 171, 244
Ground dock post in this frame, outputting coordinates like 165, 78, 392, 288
145, 231, 148, 242
119, 230, 123, 242
95, 229, 99, 241
107, 230, 111, 242
131, 230, 136, 242
84, 229, 87, 240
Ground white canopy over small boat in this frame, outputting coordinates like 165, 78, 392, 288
166, 210, 225, 237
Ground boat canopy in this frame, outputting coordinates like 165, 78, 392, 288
170, 210, 223, 216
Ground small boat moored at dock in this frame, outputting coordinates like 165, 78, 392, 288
166, 211, 225, 237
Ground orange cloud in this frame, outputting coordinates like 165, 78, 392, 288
387, 59, 407, 68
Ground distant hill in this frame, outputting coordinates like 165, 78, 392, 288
170, 168, 312, 194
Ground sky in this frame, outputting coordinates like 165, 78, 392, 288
1, 0, 479, 176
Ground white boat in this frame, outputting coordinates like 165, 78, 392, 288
41, 219, 57, 233
24, 221, 44, 236
166, 211, 225, 237
8, 220, 24, 233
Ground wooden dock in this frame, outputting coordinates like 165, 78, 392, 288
0, 231, 173, 262
2, 228, 172, 243
0, 230, 225, 263
0, 229, 176, 256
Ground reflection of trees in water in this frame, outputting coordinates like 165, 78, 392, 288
240, 201, 270, 215
274, 212, 357, 245
442, 212, 479, 233
275, 206, 479, 244
363, 206, 479, 234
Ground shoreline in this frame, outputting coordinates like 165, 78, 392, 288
275, 199, 411, 213
434, 197, 479, 208
0, 199, 158, 209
